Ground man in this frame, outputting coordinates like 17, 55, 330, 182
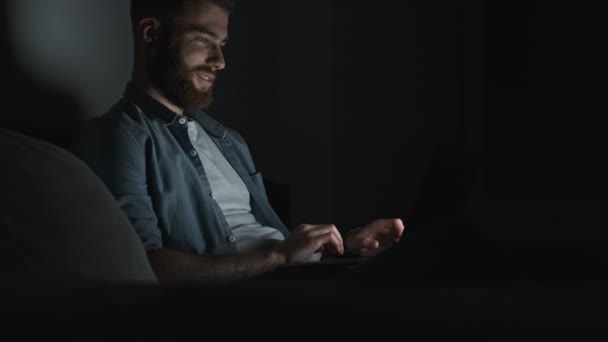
73, 0, 404, 284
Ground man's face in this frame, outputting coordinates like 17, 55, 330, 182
149, 1, 229, 111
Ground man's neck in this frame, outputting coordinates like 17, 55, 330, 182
130, 78, 184, 116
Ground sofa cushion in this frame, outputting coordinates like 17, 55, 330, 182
0, 128, 157, 284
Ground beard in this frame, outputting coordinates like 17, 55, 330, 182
149, 42, 214, 111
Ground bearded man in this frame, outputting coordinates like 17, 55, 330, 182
73, 0, 404, 284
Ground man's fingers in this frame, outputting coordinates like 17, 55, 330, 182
350, 238, 378, 250
308, 225, 344, 252
391, 218, 405, 238
375, 218, 405, 240
329, 231, 344, 254
315, 232, 343, 255
363, 239, 379, 249
385, 218, 405, 233
296, 224, 317, 232
307, 225, 339, 237
320, 232, 344, 254
293, 224, 344, 255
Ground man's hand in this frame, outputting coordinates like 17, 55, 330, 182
344, 218, 405, 257
274, 224, 344, 263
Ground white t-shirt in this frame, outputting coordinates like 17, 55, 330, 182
187, 121, 285, 253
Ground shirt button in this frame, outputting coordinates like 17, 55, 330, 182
210, 192, 216, 200
190, 150, 197, 157
227, 235, 236, 243
178, 117, 187, 125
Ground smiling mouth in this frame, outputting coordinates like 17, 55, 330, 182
197, 73, 215, 84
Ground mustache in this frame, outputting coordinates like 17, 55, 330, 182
191, 66, 216, 76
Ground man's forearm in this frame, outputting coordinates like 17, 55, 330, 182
147, 248, 286, 284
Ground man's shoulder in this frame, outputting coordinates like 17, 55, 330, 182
98, 98, 148, 123
225, 127, 246, 144
73, 98, 156, 154
82, 98, 156, 138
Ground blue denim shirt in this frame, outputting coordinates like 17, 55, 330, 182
73, 86, 289, 256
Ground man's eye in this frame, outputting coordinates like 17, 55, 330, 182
197, 36, 210, 44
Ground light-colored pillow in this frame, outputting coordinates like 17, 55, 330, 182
0, 128, 157, 284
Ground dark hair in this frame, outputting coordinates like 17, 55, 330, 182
130, 0, 235, 30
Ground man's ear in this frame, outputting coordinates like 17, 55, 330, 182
139, 18, 160, 44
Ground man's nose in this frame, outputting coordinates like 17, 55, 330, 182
207, 44, 225, 71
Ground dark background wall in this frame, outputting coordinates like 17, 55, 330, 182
3, 0, 607, 240
211, 1, 336, 227
479, 1, 608, 239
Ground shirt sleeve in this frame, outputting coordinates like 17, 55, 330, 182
72, 119, 162, 251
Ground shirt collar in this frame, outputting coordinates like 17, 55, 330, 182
186, 111, 227, 139
123, 84, 227, 139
